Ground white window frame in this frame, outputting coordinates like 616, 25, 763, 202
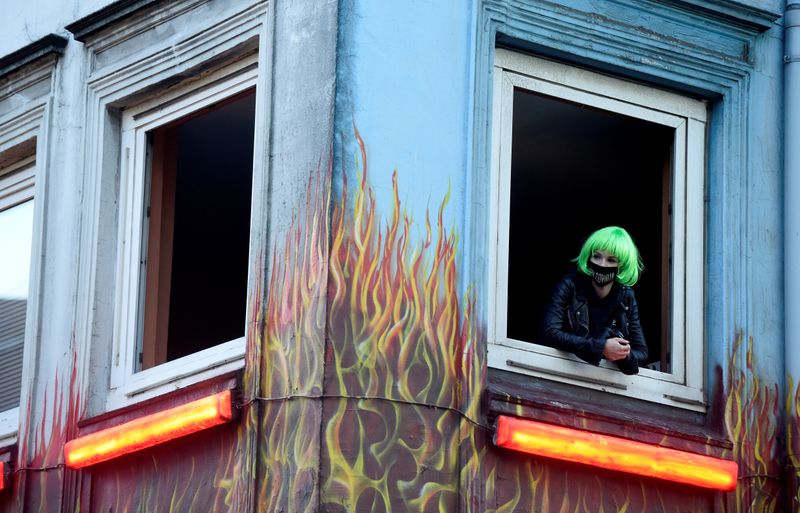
488, 49, 707, 411
107, 59, 257, 410
0, 156, 36, 444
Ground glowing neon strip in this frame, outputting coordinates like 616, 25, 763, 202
494, 415, 737, 491
0, 461, 5, 491
64, 390, 233, 469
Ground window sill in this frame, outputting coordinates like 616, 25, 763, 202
107, 337, 245, 411
489, 343, 705, 411
486, 368, 731, 458
0, 408, 18, 449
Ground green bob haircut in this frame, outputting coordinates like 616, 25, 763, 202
575, 226, 643, 286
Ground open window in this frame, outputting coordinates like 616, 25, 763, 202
488, 50, 707, 410
0, 154, 35, 440
109, 62, 257, 409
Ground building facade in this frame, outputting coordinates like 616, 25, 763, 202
0, 0, 795, 511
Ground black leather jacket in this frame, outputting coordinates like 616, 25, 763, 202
540, 272, 648, 375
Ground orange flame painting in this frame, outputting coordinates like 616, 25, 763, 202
2, 133, 790, 513
319, 129, 483, 511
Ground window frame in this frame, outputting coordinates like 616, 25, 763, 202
487, 49, 707, 411
0, 155, 36, 444
107, 58, 257, 411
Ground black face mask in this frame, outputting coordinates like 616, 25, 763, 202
588, 260, 617, 287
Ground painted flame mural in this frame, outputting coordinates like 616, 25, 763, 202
18, 353, 84, 512
257, 159, 330, 513
723, 334, 783, 512
0, 132, 793, 513
319, 129, 483, 512
788, 377, 800, 513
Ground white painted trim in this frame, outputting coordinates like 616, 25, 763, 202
0, 86, 47, 444
685, 118, 706, 392
487, 69, 504, 346
487, 345, 705, 409
72, 0, 266, 416
0, 160, 33, 441
490, 50, 708, 411
492, 71, 515, 347
671, 121, 688, 384
108, 60, 256, 410
106, 339, 245, 410
504, 72, 688, 129
0, 408, 19, 448
0, 149, 38, 444
86, 3, 264, 95
0, 103, 46, 156
495, 50, 708, 121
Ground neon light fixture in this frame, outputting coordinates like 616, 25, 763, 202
64, 390, 234, 469
494, 415, 738, 491
0, 461, 6, 491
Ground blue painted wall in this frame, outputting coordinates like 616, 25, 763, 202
334, 3, 786, 502
334, 0, 475, 240
335, 0, 785, 384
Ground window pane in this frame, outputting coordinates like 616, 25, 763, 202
506, 88, 673, 371
0, 199, 33, 411
138, 91, 256, 370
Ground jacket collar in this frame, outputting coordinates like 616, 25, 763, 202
574, 271, 623, 306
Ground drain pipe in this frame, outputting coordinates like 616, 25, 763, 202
786, 0, 800, 503
787, 1, 800, 390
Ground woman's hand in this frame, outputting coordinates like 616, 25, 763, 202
603, 337, 631, 361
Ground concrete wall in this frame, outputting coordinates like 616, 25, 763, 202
0, 0, 110, 56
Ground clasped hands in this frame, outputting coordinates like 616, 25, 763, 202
603, 337, 631, 361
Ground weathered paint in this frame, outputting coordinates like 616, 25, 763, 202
334, 0, 474, 243
0, 1, 104, 57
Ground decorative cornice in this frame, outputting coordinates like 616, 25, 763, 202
663, 0, 782, 32
486, 0, 753, 95
65, 0, 163, 42
86, 3, 262, 95
0, 34, 67, 80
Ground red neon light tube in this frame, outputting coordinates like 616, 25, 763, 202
0, 461, 5, 491
64, 390, 233, 469
494, 415, 737, 491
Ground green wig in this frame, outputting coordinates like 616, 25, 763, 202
575, 226, 643, 286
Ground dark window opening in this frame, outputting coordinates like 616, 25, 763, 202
138, 90, 256, 371
506, 88, 673, 372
